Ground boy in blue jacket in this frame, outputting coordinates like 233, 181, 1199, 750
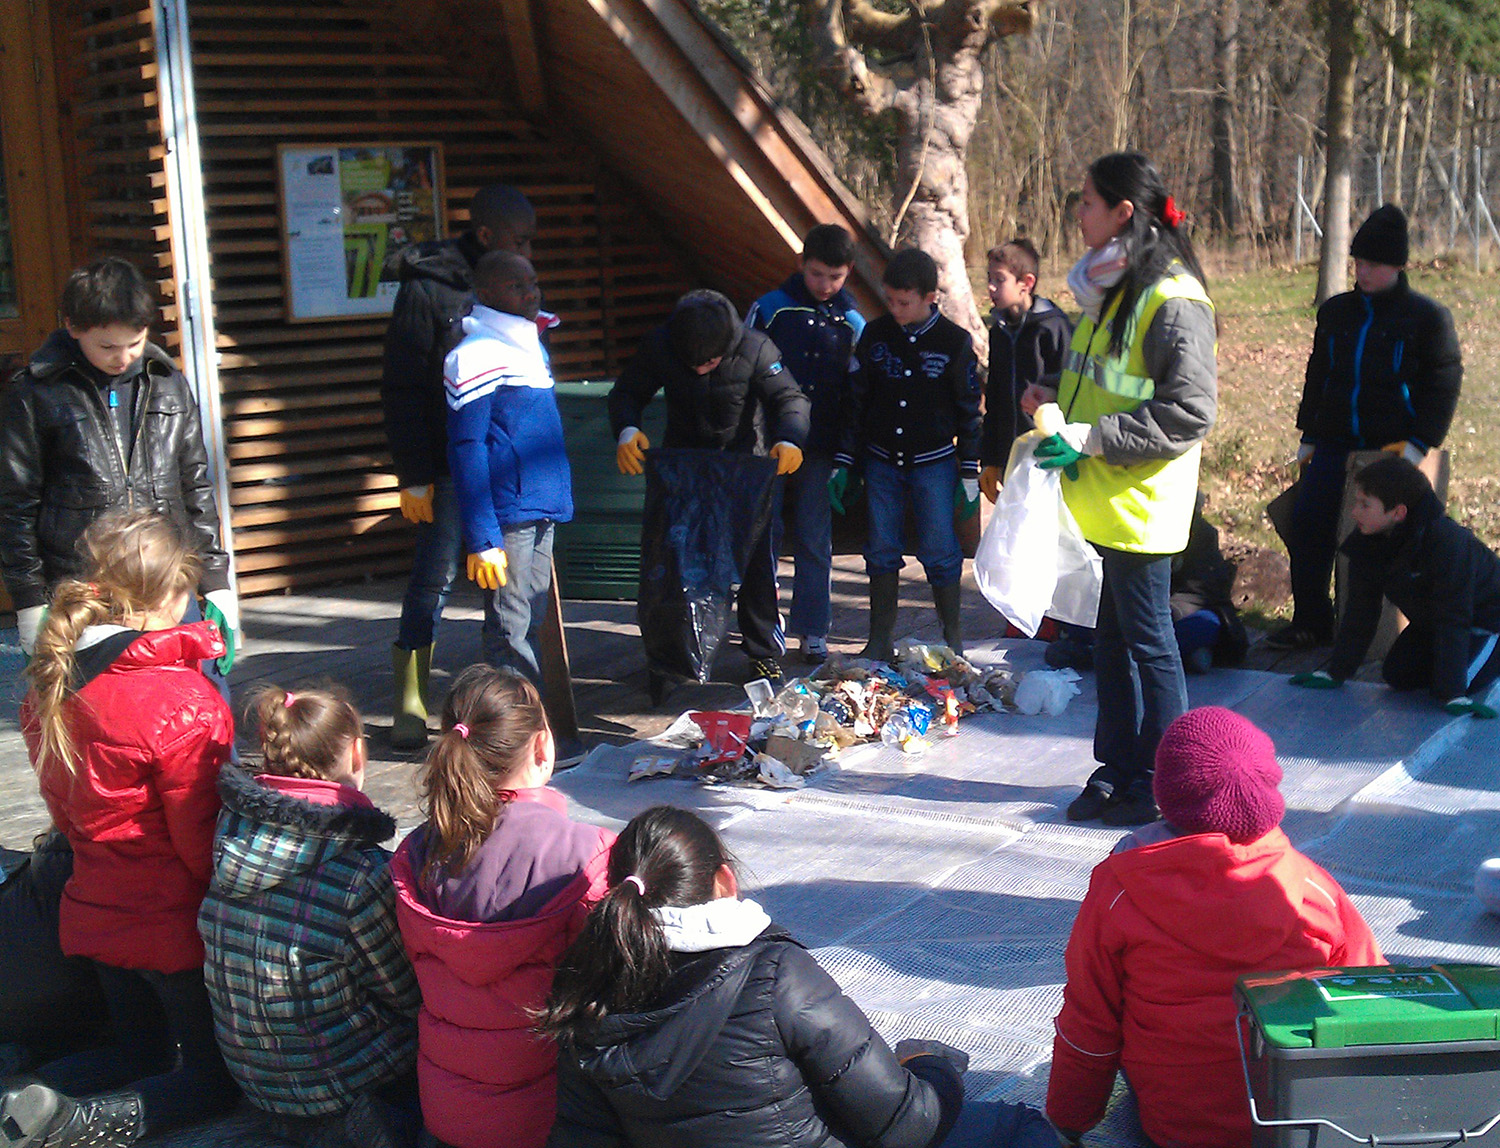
746, 224, 866, 663
444, 251, 572, 684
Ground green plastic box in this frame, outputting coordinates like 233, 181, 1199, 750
1236, 964, 1500, 1145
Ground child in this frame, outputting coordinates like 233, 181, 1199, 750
979, 238, 1073, 503
1028, 152, 1217, 827
609, 289, 810, 687
3, 510, 238, 1146
746, 223, 867, 663
540, 805, 1055, 1148
197, 685, 421, 1146
1049, 707, 1383, 1148
1276, 204, 1463, 650
444, 250, 572, 686
390, 665, 614, 1148
0, 258, 237, 671
831, 247, 982, 659
1290, 455, 1500, 712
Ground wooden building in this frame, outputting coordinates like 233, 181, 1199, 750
2, 0, 886, 597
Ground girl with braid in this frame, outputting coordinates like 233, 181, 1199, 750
198, 684, 422, 1148
389, 664, 613, 1148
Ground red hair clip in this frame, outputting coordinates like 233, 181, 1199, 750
1162, 196, 1185, 229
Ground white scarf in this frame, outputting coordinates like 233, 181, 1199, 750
651, 896, 772, 953
1066, 238, 1130, 323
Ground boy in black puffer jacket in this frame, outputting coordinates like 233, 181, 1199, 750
1275, 204, 1463, 650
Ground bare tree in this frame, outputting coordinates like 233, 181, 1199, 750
1316, 0, 1358, 302
800, 0, 1036, 358
1211, 0, 1240, 234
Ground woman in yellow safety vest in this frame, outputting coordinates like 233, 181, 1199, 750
1022, 151, 1218, 827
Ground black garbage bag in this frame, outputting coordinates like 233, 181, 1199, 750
638, 448, 778, 683
0, 831, 108, 1063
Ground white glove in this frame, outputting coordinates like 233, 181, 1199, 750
617, 425, 642, 447
17, 606, 44, 657
1056, 421, 1096, 454
1401, 442, 1425, 466
961, 478, 980, 503
1296, 441, 1316, 465
205, 588, 241, 638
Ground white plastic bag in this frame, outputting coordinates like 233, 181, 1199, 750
974, 435, 1103, 636
1013, 668, 1083, 716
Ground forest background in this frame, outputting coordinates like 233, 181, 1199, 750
698, 0, 1500, 621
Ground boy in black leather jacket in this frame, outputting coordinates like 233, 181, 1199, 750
0, 258, 234, 667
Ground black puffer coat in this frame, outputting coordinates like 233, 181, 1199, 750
607, 292, 810, 456
0, 332, 229, 610
547, 925, 961, 1148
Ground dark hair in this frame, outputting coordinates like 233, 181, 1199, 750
882, 247, 938, 296
802, 223, 855, 268
1087, 152, 1209, 356
60, 258, 155, 332
988, 238, 1041, 284
1354, 455, 1432, 513
248, 683, 362, 782
667, 290, 737, 367
418, 664, 549, 888
469, 184, 535, 235
537, 806, 733, 1045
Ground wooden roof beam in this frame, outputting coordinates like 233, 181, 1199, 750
497, 0, 547, 117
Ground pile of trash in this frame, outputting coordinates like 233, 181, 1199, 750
628, 641, 1083, 790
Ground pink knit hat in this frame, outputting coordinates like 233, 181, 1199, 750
1153, 707, 1285, 843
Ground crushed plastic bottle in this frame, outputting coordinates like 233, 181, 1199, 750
880, 703, 932, 754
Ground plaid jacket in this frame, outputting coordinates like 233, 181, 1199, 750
198, 764, 420, 1117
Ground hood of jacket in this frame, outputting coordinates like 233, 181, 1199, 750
209, 762, 395, 899
1108, 829, 1322, 965
395, 233, 483, 291
777, 272, 859, 318
23, 329, 177, 386
73, 622, 225, 693
988, 294, 1064, 332
571, 924, 789, 1102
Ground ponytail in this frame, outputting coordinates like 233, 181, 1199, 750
249, 683, 362, 781
418, 663, 547, 888
538, 806, 730, 1046
25, 511, 199, 778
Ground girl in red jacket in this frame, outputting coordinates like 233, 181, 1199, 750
389, 665, 613, 1148
2, 511, 238, 1148
1048, 706, 1384, 1148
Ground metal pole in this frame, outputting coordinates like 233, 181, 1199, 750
1295, 155, 1303, 264
1477, 146, 1485, 270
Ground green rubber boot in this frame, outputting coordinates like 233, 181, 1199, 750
390, 643, 432, 750
932, 582, 964, 656
859, 572, 900, 664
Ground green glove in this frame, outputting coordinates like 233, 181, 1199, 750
1035, 435, 1082, 481
954, 476, 981, 521
1445, 697, 1499, 719
202, 594, 238, 676
828, 467, 850, 516
1290, 671, 1341, 690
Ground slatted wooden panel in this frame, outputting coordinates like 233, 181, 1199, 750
187, 0, 692, 595
56, 0, 178, 345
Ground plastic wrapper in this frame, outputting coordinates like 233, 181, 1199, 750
1013, 668, 1083, 716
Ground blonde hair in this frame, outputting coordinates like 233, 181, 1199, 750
247, 683, 362, 782
26, 511, 200, 777
418, 664, 548, 887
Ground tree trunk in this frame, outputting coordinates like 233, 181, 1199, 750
1391, 2, 1411, 205
1211, 0, 1240, 236
1317, 0, 1358, 304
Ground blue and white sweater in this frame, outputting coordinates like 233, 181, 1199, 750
444, 305, 573, 551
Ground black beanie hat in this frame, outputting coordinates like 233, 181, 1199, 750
1350, 204, 1409, 267
668, 290, 737, 368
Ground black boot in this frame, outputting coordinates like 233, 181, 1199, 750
860, 572, 900, 663
932, 582, 964, 656
0, 1083, 143, 1148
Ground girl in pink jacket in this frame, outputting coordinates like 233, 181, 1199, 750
390, 665, 613, 1148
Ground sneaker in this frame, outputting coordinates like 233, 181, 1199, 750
800, 636, 829, 664
1183, 646, 1214, 675
748, 656, 784, 687
1264, 623, 1332, 651
1066, 783, 1113, 822
1100, 790, 1160, 827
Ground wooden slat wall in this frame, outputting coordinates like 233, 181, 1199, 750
192, 0, 691, 595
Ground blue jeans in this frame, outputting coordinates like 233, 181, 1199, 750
1090, 547, 1187, 797
1288, 448, 1349, 636
784, 452, 835, 639
396, 477, 463, 651
482, 520, 554, 684
863, 456, 962, 588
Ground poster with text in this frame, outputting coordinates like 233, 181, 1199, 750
277, 143, 445, 321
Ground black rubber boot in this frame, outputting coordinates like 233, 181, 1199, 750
860, 572, 900, 664
0, 1083, 144, 1148
932, 582, 964, 656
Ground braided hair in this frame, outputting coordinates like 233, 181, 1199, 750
247, 684, 362, 782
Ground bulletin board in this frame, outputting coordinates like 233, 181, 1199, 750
276, 142, 446, 322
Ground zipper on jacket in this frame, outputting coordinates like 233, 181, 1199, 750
1350, 295, 1374, 444
80, 378, 133, 507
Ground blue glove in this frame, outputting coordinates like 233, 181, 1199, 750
828, 467, 850, 515
1290, 671, 1340, 690
1035, 435, 1082, 481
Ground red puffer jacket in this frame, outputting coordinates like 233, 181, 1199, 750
22, 622, 232, 973
1047, 828, 1384, 1148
